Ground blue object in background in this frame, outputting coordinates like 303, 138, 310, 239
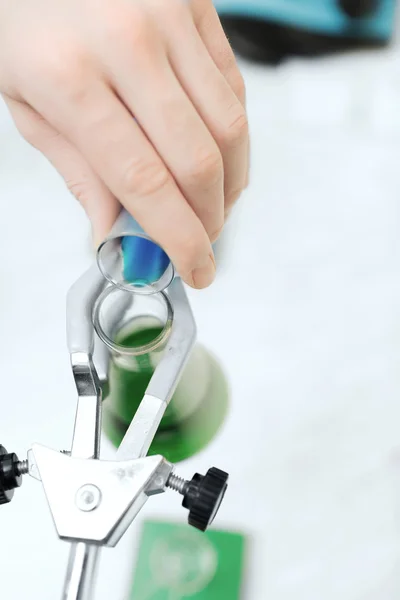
213, 0, 395, 39
121, 236, 170, 287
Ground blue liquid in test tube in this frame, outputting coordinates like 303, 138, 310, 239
121, 236, 170, 287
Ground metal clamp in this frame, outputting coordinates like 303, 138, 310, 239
1, 246, 228, 600
31, 264, 196, 600
28, 446, 173, 546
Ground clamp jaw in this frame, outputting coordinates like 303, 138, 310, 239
1, 264, 228, 600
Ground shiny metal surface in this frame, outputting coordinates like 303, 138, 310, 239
75, 485, 102, 512
70, 353, 102, 460
66, 264, 106, 355
63, 544, 99, 600
32, 445, 172, 545
28, 261, 195, 600
64, 348, 102, 600
116, 277, 196, 461
65, 265, 106, 600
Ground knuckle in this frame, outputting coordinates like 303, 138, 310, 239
42, 52, 89, 104
122, 159, 171, 198
66, 179, 91, 204
187, 149, 223, 187
223, 107, 249, 147
104, 4, 153, 49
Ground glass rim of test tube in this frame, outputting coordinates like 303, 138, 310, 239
97, 233, 175, 295
92, 285, 174, 357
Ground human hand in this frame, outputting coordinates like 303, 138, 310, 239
0, 0, 249, 288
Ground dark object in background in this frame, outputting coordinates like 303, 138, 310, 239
215, 0, 396, 64
0, 445, 24, 505
339, 0, 379, 18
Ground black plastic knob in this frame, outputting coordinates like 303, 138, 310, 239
182, 467, 228, 532
0, 446, 23, 505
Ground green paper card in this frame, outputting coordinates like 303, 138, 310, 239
129, 521, 246, 600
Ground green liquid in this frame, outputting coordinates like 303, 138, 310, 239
103, 324, 229, 463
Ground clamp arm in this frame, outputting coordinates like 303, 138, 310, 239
0, 261, 228, 600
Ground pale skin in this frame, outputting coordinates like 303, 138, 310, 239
0, 0, 249, 289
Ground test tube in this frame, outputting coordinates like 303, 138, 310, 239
92, 285, 173, 359
96, 209, 174, 294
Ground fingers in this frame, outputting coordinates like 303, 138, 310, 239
190, 0, 250, 196
4, 96, 120, 244
190, 0, 246, 105
22, 76, 215, 287
4, 0, 248, 290
101, 16, 224, 243
144, 0, 248, 226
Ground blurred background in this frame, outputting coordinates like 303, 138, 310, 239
1, 1, 400, 599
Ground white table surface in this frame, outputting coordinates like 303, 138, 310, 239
2, 34, 400, 600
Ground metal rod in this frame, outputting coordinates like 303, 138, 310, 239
63, 264, 106, 600
61, 357, 102, 600
62, 543, 100, 600
62, 356, 102, 599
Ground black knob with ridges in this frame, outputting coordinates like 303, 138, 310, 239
0, 445, 25, 505
167, 467, 229, 532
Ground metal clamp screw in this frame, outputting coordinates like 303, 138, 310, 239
75, 484, 102, 512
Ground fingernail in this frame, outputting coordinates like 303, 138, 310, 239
190, 254, 216, 289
